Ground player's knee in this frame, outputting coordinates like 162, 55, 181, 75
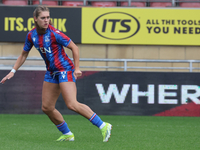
66, 103, 77, 112
42, 105, 54, 114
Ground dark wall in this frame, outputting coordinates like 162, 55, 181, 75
0, 6, 81, 43
1, 70, 200, 116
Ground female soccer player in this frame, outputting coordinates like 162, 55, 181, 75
0, 6, 112, 142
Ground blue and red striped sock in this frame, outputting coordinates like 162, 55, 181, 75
89, 113, 105, 129
56, 121, 71, 135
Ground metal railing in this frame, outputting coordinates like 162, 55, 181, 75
1, 57, 200, 72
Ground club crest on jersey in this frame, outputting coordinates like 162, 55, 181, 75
37, 47, 52, 53
45, 36, 50, 42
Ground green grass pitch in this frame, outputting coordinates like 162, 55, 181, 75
0, 114, 199, 150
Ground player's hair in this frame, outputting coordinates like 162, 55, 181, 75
33, 5, 53, 34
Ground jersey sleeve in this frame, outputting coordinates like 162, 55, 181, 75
54, 30, 71, 47
23, 32, 33, 52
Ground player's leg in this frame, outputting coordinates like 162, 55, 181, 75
59, 82, 112, 142
42, 81, 62, 124
42, 81, 74, 141
59, 82, 93, 118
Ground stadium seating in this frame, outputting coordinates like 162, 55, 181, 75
91, 1, 117, 7
149, 0, 172, 7
2, 0, 28, 5
121, 1, 146, 7
62, 1, 86, 6
179, 2, 200, 7
178, 0, 200, 7
32, 0, 58, 6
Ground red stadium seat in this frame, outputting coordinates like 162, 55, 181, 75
91, 1, 117, 7
178, 0, 200, 7
62, 1, 86, 6
32, 0, 58, 6
149, 0, 172, 7
179, 2, 200, 7
2, 0, 28, 5
121, 1, 146, 7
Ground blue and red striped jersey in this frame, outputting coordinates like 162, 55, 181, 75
23, 24, 74, 74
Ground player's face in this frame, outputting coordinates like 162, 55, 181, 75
35, 11, 50, 29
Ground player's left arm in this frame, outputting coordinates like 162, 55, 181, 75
67, 41, 82, 79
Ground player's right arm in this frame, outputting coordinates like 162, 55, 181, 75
0, 50, 29, 84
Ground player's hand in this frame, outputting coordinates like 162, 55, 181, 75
0, 72, 15, 84
74, 69, 82, 79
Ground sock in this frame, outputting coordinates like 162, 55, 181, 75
89, 113, 104, 128
99, 122, 106, 130
64, 131, 72, 135
56, 121, 71, 134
